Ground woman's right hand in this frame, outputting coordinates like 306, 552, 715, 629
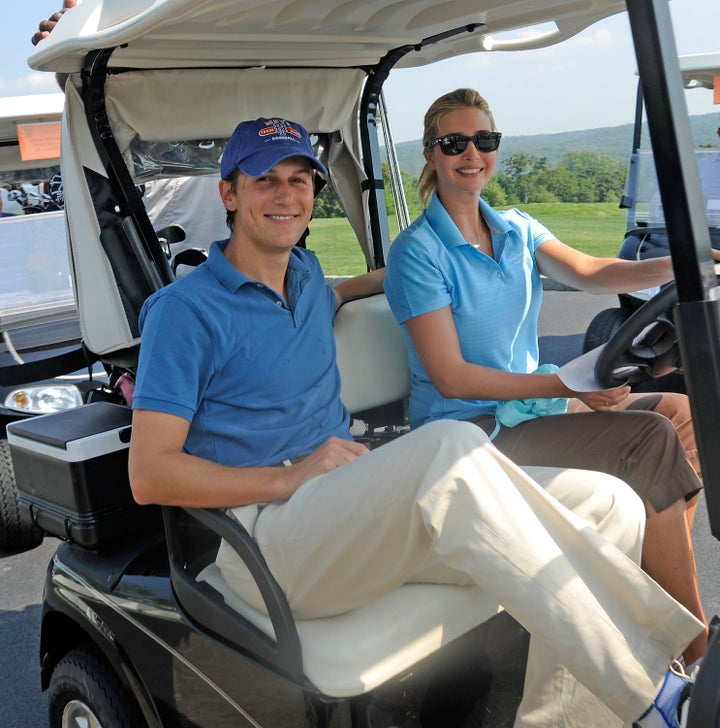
32, 1, 77, 46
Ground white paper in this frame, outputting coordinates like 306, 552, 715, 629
557, 345, 606, 393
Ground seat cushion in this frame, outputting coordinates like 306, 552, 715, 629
198, 563, 501, 697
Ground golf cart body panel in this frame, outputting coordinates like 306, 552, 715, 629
11, 0, 720, 725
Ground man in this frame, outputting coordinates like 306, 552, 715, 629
127, 116, 702, 727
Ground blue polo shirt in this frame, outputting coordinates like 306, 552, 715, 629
384, 193, 554, 427
133, 241, 351, 466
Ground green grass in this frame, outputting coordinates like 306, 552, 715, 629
308, 202, 627, 275
504, 203, 626, 258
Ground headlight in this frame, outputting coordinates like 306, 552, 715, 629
4, 385, 84, 414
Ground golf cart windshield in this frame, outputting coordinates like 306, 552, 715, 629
630, 149, 720, 227
0, 94, 74, 332
623, 53, 720, 230
0, 212, 74, 330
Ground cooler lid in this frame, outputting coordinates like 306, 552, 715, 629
7, 401, 131, 450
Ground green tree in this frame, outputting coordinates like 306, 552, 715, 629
501, 153, 550, 204
313, 184, 344, 218
543, 167, 594, 203
383, 162, 422, 221
560, 150, 626, 203
481, 178, 507, 207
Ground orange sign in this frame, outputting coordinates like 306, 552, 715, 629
16, 121, 61, 162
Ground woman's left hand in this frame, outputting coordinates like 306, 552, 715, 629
576, 383, 631, 411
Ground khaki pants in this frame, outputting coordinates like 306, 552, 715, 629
217, 419, 703, 725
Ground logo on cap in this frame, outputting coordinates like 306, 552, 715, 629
258, 119, 303, 141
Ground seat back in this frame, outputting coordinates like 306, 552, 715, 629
333, 293, 409, 416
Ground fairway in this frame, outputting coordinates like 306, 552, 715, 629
309, 202, 627, 275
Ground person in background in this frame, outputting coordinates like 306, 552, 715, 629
31, 0, 76, 45
384, 88, 709, 666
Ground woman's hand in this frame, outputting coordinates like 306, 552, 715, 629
574, 383, 631, 411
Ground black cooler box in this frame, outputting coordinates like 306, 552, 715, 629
7, 401, 160, 548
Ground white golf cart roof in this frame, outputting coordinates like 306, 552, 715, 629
28, 0, 628, 73
679, 52, 720, 89
0, 93, 63, 174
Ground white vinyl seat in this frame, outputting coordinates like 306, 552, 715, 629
198, 562, 500, 697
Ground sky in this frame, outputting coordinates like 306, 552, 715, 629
2, 0, 719, 143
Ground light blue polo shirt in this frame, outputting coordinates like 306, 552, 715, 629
134, 240, 351, 466
384, 192, 555, 427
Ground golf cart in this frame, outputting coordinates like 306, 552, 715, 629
0, 93, 112, 551
8, 0, 720, 726
582, 53, 720, 386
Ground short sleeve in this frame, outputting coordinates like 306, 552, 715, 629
133, 291, 215, 421
384, 233, 453, 325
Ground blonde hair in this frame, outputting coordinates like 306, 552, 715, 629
417, 89, 496, 207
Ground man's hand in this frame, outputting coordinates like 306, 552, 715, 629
287, 437, 370, 492
32, 1, 77, 46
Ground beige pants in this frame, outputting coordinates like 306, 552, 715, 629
217, 419, 703, 725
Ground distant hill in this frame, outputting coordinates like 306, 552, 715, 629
393, 112, 719, 178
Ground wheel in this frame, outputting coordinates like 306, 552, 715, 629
594, 283, 681, 389
48, 645, 144, 728
0, 438, 43, 551
582, 307, 634, 353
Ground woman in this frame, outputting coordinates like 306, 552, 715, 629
384, 88, 708, 663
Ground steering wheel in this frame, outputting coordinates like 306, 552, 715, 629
594, 282, 681, 388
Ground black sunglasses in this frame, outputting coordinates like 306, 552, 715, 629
426, 132, 502, 155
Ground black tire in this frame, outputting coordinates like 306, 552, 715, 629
582, 307, 633, 354
48, 645, 144, 728
0, 438, 43, 551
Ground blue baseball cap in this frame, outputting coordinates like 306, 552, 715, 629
220, 117, 327, 179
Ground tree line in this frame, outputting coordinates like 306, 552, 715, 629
313, 149, 627, 219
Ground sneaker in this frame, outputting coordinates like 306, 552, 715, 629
633, 659, 698, 728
